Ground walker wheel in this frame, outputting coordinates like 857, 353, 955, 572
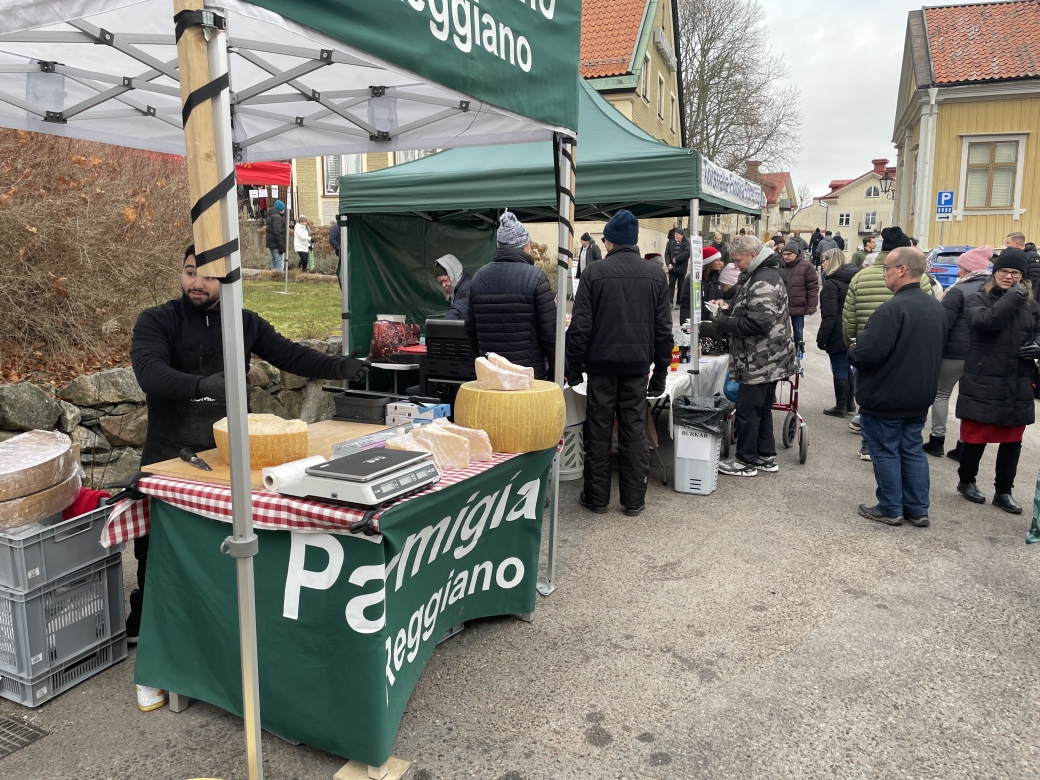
721, 416, 734, 459
782, 412, 796, 448
798, 422, 809, 464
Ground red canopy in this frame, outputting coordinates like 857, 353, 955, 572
235, 161, 291, 187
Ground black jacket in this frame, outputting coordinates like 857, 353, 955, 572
567, 244, 672, 377
678, 267, 722, 325
834, 234, 846, 251
265, 211, 286, 251
817, 264, 858, 354
710, 240, 730, 266
1025, 243, 1040, 293
443, 273, 473, 321
941, 273, 989, 360
956, 286, 1040, 427
465, 246, 557, 379
576, 240, 602, 278
809, 231, 823, 252
665, 237, 691, 273
848, 284, 947, 419
131, 295, 344, 464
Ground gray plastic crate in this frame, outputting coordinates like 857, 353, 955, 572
0, 632, 127, 708
0, 555, 124, 679
673, 425, 721, 495
0, 504, 119, 592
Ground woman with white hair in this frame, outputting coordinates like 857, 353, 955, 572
293, 215, 312, 270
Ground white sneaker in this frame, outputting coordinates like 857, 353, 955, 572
136, 684, 167, 712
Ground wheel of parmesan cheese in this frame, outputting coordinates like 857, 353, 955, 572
454, 380, 566, 454
213, 414, 309, 468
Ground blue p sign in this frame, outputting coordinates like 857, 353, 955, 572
936, 190, 954, 216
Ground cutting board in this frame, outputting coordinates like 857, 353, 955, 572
145, 420, 388, 489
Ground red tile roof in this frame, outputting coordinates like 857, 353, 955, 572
925, 1, 1040, 84
821, 170, 897, 200
759, 172, 791, 205
580, 0, 648, 78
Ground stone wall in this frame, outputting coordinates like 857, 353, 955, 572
0, 337, 342, 489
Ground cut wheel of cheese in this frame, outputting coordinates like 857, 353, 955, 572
487, 352, 534, 379
0, 472, 81, 531
475, 357, 532, 391
213, 414, 309, 469
0, 430, 77, 503
454, 380, 566, 453
385, 433, 430, 456
411, 425, 470, 470
432, 420, 493, 461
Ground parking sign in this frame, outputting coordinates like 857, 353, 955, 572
936, 190, 954, 222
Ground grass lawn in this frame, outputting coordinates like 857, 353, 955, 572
242, 279, 342, 340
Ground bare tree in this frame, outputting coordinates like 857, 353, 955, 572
677, 0, 802, 172
796, 183, 815, 208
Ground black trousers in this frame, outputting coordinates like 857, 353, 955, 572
735, 381, 777, 464
583, 373, 649, 509
668, 269, 686, 305
958, 441, 1022, 493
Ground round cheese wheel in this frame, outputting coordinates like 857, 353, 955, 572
454, 380, 566, 453
213, 414, 309, 469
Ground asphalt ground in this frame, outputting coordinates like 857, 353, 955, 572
2, 311, 1039, 780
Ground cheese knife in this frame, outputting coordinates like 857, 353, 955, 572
179, 447, 213, 472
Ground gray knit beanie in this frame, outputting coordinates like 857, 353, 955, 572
497, 210, 530, 249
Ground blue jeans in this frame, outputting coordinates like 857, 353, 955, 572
828, 350, 849, 379
860, 414, 930, 516
791, 315, 804, 345
269, 248, 284, 271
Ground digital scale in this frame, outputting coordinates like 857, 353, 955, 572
277, 448, 440, 507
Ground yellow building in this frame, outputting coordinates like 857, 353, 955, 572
709, 163, 795, 240
893, 1, 1040, 249
789, 159, 897, 248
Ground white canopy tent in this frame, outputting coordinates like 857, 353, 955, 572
0, 2, 579, 778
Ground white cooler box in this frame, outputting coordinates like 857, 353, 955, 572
673, 425, 721, 495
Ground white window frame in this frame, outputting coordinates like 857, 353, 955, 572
669, 93, 677, 134
657, 74, 664, 118
641, 55, 650, 101
863, 211, 878, 231
864, 186, 879, 198
837, 212, 851, 227
910, 149, 918, 219
709, 214, 722, 227
956, 132, 1028, 220
323, 154, 363, 195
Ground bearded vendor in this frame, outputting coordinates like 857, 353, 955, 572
126, 244, 370, 708
434, 253, 473, 320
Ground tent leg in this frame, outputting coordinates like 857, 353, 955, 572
540, 134, 576, 598
176, 4, 263, 778
688, 198, 700, 397
339, 214, 350, 358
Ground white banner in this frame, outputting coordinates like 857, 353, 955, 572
700, 156, 765, 213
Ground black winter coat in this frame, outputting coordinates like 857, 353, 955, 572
940, 273, 988, 360
665, 237, 691, 273
817, 264, 858, 353
566, 244, 672, 377
956, 286, 1040, 427
678, 267, 723, 325
784, 254, 819, 316
265, 211, 286, 251
443, 273, 473, 321
1025, 243, 1040, 293
848, 285, 947, 419
465, 246, 557, 379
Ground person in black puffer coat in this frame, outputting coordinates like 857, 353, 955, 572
465, 211, 557, 379
923, 246, 992, 459
781, 240, 819, 347
954, 248, 1040, 514
816, 248, 859, 417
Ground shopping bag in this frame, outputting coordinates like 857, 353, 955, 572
370, 320, 420, 361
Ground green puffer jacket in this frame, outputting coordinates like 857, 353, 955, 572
841, 251, 933, 345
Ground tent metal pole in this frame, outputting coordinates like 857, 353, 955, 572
688, 198, 700, 396
539, 134, 575, 598
176, 3, 263, 777
339, 214, 350, 356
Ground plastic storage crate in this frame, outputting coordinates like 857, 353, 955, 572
559, 425, 584, 481
332, 391, 390, 423
0, 632, 127, 707
0, 554, 124, 679
673, 425, 721, 495
0, 504, 119, 592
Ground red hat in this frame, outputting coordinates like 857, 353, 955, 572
701, 245, 721, 265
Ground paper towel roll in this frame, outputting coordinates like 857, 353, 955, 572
262, 455, 327, 490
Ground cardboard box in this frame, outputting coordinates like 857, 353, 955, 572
386, 402, 450, 421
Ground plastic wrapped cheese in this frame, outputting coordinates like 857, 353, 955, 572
410, 425, 470, 470
455, 379, 566, 453
487, 352, 534, 379
213, 414, 309, 468
475, 356, 532, 391
432, 419, 493, 461
0, 430, 77, 503
385, 432, 430, 457
0, 471, 81, 531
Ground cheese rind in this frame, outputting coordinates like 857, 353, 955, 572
213, 414, 309, 469
410, 425, 470, 470
454, 380, 566, 453
0, 472, 81, 531
0, 430, 77, 503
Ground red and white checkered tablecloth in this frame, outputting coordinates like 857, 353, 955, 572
101, 452, 519, 548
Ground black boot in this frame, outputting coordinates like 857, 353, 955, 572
846, 372, 857, 413
126, 588, 142, 645
993, 493, 1023, 514
923, 434, 945, 457
823, 377, 848, 417
947, 440, 962, 461
957, 482, 986, 504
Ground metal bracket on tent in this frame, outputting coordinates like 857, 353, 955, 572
98, 28, 115, 46
44, 111, 66, 124
221, 534, 259, 559
173, 10, 226, 42
38, 61, 57, 73
370, 130, 390, 142
370, 85, 386, 98
459, 100, 470, 112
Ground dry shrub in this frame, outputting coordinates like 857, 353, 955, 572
530, 242, 560, 296
0, 129, 191, 360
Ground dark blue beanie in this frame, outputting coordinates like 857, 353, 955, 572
603, 209, 638, 246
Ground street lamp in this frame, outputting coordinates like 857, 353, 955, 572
878, 171, 895, 200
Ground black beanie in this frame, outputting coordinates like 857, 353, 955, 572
880, 226, 912, 252
580, 232, 591, 242
603, 209, 639, 246
994, 247, 1028, 275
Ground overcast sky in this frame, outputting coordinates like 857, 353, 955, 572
762, 0, 975, 198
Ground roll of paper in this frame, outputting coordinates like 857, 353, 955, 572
262, 455, 326, 490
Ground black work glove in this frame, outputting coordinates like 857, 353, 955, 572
565, 373, 583, 387
196, 372, 226, 401
647, 373, 667, 398
340, 347, 371, 382
1019, 342, 1040, 360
